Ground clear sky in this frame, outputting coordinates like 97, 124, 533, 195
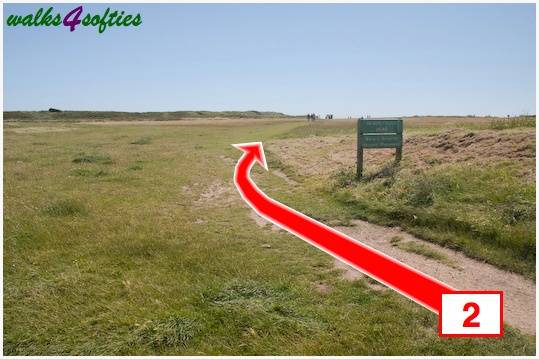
3, 3, 536, 117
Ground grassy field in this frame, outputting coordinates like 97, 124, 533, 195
3, 110, 297, 122
269, 116, 536, 278
3, 117, 536, 355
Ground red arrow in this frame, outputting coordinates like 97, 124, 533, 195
233, 142, 455, 313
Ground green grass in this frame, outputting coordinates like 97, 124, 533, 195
328, 163, 535, 279
130, 137, 152, 145
274, 115, 536, 139
389, 236, 449, 262
398, 242, 446, 261
134, 316, 198, 348
392, 239, 460, 269
71, 168, 107, 177
3, 119, 535, 355
72, 153, 113, 164
42, 199, 87, 217
276, 120, 356, 138
390, 235, 403, 246
489, 116, 536, 130
4, 110, 297, 122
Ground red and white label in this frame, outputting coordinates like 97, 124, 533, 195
439, 291, 503, 337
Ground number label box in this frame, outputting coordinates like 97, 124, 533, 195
439, 291, 503, 337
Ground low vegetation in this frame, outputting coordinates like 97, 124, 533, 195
4, 110, 296, 122
43, 199, 87, 217
329, 163, 535, 278
130, 137, 152, 145
135, 316, 198, 348
72, 153, 113, 164
3, 117, 535, 355
71, 168, 107, 177
489, 116, 536, 130
275, 115, 536, 139
268, 119, 536, 279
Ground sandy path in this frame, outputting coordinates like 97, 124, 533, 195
333, 220, 536, 335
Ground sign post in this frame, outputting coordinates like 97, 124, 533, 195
357, 118, 403, 179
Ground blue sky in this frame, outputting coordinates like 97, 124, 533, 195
3, 3, 536, 117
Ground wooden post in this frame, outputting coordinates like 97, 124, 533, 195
357, 119, 363, 179
396, 146, 402, 162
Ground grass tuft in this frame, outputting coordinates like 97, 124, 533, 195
332, 168, 357, 189
129, 164, 143, 171
390, 236, 403, 246
207, 280, 279, 304
43, 199, 86, 217
72, 153, 113, 164
135, 316, 197, 348
131, 137, 151, 145
71, 168, 107, 177
398, 241, 446, 261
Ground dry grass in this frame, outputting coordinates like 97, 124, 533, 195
268, 128, 535, 179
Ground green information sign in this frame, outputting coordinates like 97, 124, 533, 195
357, 118, 403, 179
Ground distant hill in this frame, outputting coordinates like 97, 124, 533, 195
3, 110, 297, 122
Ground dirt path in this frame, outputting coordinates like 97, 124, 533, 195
333, 220, 536, 335
243, 156, 535, 335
